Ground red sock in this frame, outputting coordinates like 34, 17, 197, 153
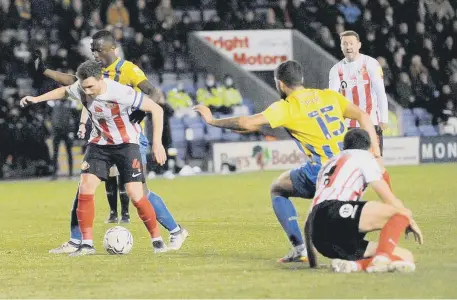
376, 214, 409, 257
356, 258, 373, 270
133, 195, 160, 238
76, 193, 95, 241
382, 171, 392, 191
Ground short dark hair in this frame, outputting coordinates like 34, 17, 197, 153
92, 30, 116, 44
340, 30, 360, 41
343, 128, 371, 150
76, 60, 102, 81
274, 60, 303, 87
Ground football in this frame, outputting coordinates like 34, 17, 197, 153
103, 226, 133, 255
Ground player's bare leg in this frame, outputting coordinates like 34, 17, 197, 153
69, 173, 101, 257
271, 170, 308, 263
352, 202, 414, 272
125, 181, 167, 253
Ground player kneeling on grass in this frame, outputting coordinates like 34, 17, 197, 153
305, 128, 423, 272
20, 60, 168, 256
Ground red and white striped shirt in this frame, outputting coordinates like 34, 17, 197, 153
67, 79, 143, 145
329, 54, 388, 127
312, 149, 382, 206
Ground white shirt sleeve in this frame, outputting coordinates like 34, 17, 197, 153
361, 153, 383, 183
329, 65, 341, 92
66, 81, 82, 102
368, 59, 389, 124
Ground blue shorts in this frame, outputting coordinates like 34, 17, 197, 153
289, 162, 320, 199
139, 133, 149, 164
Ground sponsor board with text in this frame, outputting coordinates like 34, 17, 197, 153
196, 30, 293, 71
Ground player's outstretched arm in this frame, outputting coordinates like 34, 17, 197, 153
342, 102, 381, 157
19, 86, 68, 107
43, 69, 77, 86
139, 96, 166, 166
194, 104, 269, 132
33, 49, 76, 85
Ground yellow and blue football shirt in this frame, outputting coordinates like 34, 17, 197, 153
262, 88, 349, 182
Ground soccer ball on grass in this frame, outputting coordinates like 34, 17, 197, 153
103, 226, 133, 255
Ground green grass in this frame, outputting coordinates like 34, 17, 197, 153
0, 164, 457, 298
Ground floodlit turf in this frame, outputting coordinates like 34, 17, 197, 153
0, 164, 456, 298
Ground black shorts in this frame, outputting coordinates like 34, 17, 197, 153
349, 126, 383, 156
81, 143, 145, 183
309, 200, 369, 261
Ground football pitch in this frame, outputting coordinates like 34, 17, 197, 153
0, 164, 456, 298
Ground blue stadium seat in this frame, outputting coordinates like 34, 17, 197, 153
205, 125, 223, 142
404, 126, 420, 136
412, 107, 432, 125
222, 129, 242, 141
419, 124, 438, 136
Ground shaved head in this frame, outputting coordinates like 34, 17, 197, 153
90, 30, 117, 67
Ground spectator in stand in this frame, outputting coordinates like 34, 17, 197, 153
317, 0, 341, 30
410, 55, 428, 82
430, 57, 446, 87
451, 20, 457, 42
155, 0, 174, 25
274, 0, 293, 28
360, 9, 377, 34
205, 14, 226, 30
175, 13, 197, 50
396, 72, 415, 107
134, 0, 154, 36
289, 0, 313, 34
126, 31, 146, 68
397, 22, 412, 51
333, 23, 346, 44
14, 0, 32, 28
413, 71, 439, 109
379, 6, 395, 38
419, 37, 434, 65
107, 0, 130, 28
446, 58, 457, 78
236, 10, 262, 30
167, 81, 193, 110
316, 26, 337, 57
439, 36, 455, 69
426, 0, 455, 23
337, 0, 361, 26
449, 72, 457, 100
112, 26, 126, 58
411, 22, 427, 50
378, 56, 393, 93
221, 75, 243, 109
263, 8, 284, 29
196, 73, 224, 112
87, 9, 104, 32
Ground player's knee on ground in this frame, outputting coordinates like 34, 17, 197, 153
79, 174, 100, 194
359, 202, 410, 232
124, 182, 144, 202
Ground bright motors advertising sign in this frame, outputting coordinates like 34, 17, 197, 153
196, 30, 293, 71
